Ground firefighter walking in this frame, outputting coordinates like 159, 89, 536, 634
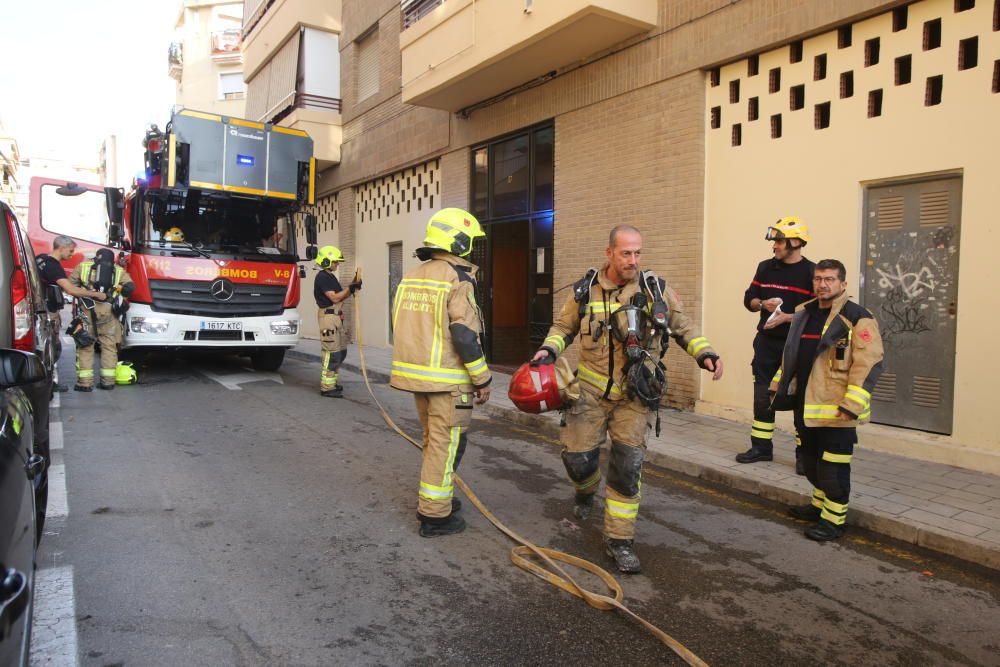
771, 259, 884, 541
531, 225, 723, 573
738, 217, 815, 470
314, 246, 361, 397
390, 208, 491, 538
69, 249, 134, 391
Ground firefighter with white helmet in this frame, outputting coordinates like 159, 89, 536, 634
529, 224, 723, 573
314, 245, 360, 397
390, 208, 491, 537
738, 216, 815, 470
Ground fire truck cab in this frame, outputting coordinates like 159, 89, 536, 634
27, 109, 320, 371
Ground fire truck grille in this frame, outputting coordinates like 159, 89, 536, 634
149, 280, 287, 317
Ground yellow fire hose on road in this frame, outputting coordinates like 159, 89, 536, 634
352, 290, 708, 666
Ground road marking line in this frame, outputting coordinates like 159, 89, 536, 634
30, 566, 80, 667
47, 464, 68, 519
51, 392, 60, 409
197, 369, 285, 391
50, 422, 63, 451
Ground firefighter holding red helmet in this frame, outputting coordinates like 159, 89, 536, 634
527, 225, 723, 573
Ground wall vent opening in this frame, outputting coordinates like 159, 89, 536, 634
790, 84, 805, 110
815, 102, 831, 129
865, 37, 881, 66
959, 36, 979, 70
896, 55, 913, 85
841, 71, 854, 98
925, 75, 944, 105
868, 89, 884, 117
924, 19, 942, 50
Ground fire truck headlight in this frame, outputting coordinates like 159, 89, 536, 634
270, 320, 299, 336
131, 317, 169, 334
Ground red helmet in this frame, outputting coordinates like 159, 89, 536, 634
509, 361, 565, 413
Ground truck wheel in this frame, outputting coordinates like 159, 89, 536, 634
251, 348, 285, 372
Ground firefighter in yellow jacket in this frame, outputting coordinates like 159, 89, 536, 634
771, 259, 884, 541
390, 208, 492, 538
69, 249, 134, 391
532, 225, 723, 573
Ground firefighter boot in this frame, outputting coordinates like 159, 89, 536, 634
788, 504, 822, 521
320, 386, 343, 398
735, 445, 773, 464
74, 384, 93, 393
605, 538, 642, 574
418, 512, 466, 538
805, 519, 847, 542
573, 491, 595, 520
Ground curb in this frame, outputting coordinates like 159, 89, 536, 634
289, 347, 1000, 571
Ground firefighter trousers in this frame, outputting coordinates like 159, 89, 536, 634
751, 333, 801, 454
795, 413, 856, 528
318, 310, 346, 391
414, 391, 473, 519
76, 311, 122, 388
560, 388, 652, 540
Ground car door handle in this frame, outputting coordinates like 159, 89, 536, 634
25, 454, 45, 481
0, 568, 29, 641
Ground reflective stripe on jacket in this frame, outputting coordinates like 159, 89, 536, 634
390, 251, 491, 393
541, 264, 716, 401
770, 292, 884, 427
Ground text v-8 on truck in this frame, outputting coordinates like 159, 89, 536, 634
28, 109, 323, 371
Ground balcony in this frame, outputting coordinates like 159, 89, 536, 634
211, 29, 242, 64
241, 0, 340, 78
168, 42, 183, 81
400, 0, 657, 111
274, 93, 343, 168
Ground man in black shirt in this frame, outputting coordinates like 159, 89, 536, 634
738, 217, 815, 469
35, 235, 108, 363
314, 245, 361, 397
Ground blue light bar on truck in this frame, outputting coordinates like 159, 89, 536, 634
236, 154, 255, 167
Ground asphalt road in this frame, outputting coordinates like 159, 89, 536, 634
34, 350, 1000, 666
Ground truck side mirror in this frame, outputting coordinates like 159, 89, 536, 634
305, 214, 317, 246
105, 187, 125, 225
306, 245, 318, 261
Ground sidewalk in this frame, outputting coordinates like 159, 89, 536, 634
290, 340, 1000, 571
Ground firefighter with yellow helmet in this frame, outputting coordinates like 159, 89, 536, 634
314, 245, 361, 397
390, 208, 491, 537
739, 216, 815, 470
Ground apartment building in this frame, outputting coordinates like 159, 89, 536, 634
171, 0, 247, 117
248, 0, 1000, 472
0, 129, 18, 210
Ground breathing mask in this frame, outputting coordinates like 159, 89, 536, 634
610, 293, 654, 362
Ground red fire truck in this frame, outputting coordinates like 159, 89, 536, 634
27, 109, 320, 371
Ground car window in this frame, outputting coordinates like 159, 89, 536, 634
40, 184, 110, 245
9, 215, 43, 305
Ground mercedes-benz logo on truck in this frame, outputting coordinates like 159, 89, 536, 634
210, 278, 235, 302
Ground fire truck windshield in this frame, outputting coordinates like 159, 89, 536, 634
140, 193, 296, 261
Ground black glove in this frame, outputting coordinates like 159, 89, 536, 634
120, 282, 135, 298
697, 353, 720, 370
349, 280, 362, 294
530, 349, 556, 367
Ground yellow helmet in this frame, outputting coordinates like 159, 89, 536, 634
163, 227, 185, 242
316, 245, 345, 268
765, 216, 811, 245
115, 361, 138, 385
422, 208, 485, 257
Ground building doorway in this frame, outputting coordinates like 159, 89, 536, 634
862, 176, 961, 434
470, 123, 554, 369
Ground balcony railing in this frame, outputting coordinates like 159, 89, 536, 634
168, 42, 183, 80
402, 0, 444, 30
271, 92, 342, 124
211, 29, 242, 56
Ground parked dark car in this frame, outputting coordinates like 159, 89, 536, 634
0, 349, 48, 666
1, 201, 55, 535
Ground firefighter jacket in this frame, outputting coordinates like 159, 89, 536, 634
541, 264, 717, 401
390, 250, 491, 394
69, 261, 134, 323
770, 291, 884, 427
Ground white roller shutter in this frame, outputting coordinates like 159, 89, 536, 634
356, 28, 379, 102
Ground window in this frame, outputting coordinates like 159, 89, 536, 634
731, 124, 742, 147
815, 102, 831, 129
219, 72, 245, 100
790, 84, 805, 110
790, 40, 803, 63
995, 0, 1000, 30
471, 124, 554, 220
711, 106, 721, 129
926, 75, 944, 105
895, 55, 913, 85
955, 0, 975, 10
710, 67, 720, 86
814, 54, 827, 80
893, 6, 908, 31
959, 37, 979, 70
748, 97, 759, 121
838, 25, 853, 49
993, 60, 1000, 92
748, 54, 759, 76
865, 38, 881, 66
356, 27, 380, 102
924, 19, 942, 50
840, 71, 855, 98
769, 67, 781, 93
730, 79, 740, 103
771, 114, 782, 138
868, 89, 883, 117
